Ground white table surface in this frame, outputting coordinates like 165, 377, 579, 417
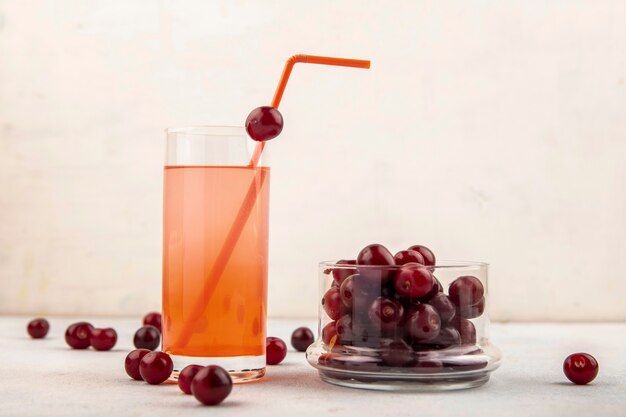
0, 317, 624, 417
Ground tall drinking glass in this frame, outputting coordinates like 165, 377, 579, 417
163, 126, 270, 382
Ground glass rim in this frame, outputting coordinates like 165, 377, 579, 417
165, 125, 245, 136
319, 260, 489, 269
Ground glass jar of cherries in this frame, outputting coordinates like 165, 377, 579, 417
306, 244, 502, 391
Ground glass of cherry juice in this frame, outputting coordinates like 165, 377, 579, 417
162, 126, 270, 382
307, 248, 502, 391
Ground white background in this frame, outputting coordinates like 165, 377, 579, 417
1, 0, 625, 321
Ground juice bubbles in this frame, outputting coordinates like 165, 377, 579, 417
162, 165, 270, 358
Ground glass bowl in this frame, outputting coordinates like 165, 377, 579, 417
306, 261, 502, 391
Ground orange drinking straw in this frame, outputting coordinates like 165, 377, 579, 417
174, 54, 370, 348
249, 55, 371, 167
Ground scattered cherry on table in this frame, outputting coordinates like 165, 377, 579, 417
143, 312, 162, 332
191, 365, 233, 406
133, 325, 160, 351
291, 327, 314, 352
178, 364, 204, 395
125, 349, 151, 381
266, 336, 288, 365
27, 318, 50, 339
139, 351, 173, 385
90, 328, 117, 351
65, 321, 94, 349
563, 353, 599, 385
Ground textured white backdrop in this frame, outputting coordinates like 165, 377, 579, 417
0, 0, 625, 321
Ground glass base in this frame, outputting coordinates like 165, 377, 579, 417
167, 353, 265, 384
317, 369, 491, 392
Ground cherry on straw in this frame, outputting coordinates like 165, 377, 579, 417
173, 54, 370, 348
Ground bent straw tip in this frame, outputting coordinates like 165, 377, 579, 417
287, 54, 371, 69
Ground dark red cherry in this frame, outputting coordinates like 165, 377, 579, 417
336, 314, 354, 345
421, 275, 444, 300
393, 263, 434, 298
449, 276, 484, 306
368, 297, 404, 332
245, 106, 284, 142
357, 243, 395, 266
380, 338, 413, 367
407, 245, 436, 266
332, 260, 357, 285
139, 351, 173, 384
291, 327, 314, 352
356, 244, 395, 285
322, 321, 338, 346
133, 325, 160, 351
125, 349, 150, 381
432, 276, 443, 293
393, 250, 425, 266
191, 365, 233, 406
339, 274, 357, 308
348, 275, 380, 312
452, 318, 477, 344
457, 297, 485, 319
143, 312, 162, 332
358, 267, 393, 286
178, 364, 204, 394
563, 353, 599, 385
90, 328, 117, 351
426, 326, 461, 349
266, 337, 288, 365
65, 322, 94, 349
428, 293, 456, 324
340, 274, 378, 313
351, 322, 384, 348
27, 318, 50, 339
405, 304, 441, 341
322, 287, 343, 320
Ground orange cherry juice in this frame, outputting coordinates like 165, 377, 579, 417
162, 165, 270, 357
